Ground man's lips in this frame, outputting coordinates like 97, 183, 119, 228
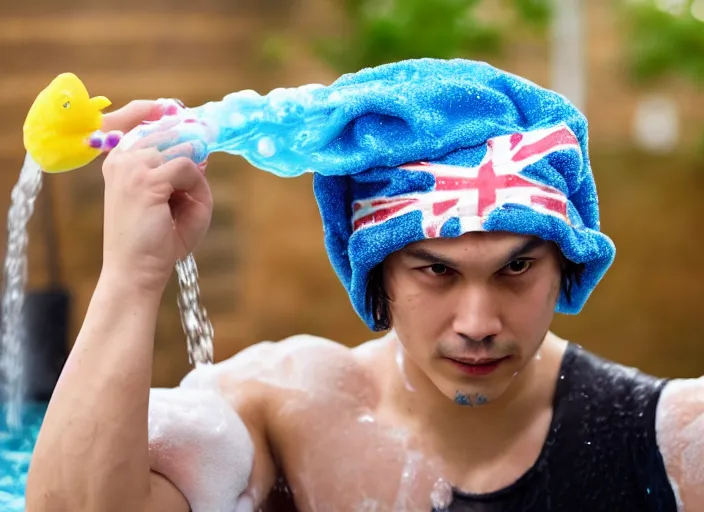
447, 356, 508, 365
444, 356, 510, 377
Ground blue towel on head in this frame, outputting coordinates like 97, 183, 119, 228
183, 58, 616, 330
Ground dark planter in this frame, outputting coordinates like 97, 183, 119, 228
21, 288, 70, 402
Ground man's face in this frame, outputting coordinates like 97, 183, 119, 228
383, 231, 563, 407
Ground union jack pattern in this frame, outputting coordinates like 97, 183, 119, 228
351, 124, 580, 238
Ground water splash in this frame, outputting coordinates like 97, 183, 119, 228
392, 449, 423, 510
0, 154, 43, 431
175, 254, 213, 366
394, 338, 416, 392
430, 478, 453, 511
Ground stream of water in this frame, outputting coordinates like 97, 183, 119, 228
175, 254, 214, 366
0, 153, 43, 432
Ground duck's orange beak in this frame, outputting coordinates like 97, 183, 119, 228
89, 95, 112, 111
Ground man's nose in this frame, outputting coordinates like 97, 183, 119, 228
451, 285, 502, 343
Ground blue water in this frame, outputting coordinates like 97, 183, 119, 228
0, 402, 47, 511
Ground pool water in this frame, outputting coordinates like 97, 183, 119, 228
0, 402, 48, 511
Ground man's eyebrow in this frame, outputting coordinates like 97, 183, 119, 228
502, 238, 547, 265
402, 238, 547, 268
401, 248, 460, 268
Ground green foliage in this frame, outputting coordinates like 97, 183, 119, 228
617, 1, 704, 156
315, 0, 703, 89
315, 0, 553, 74
510, 0, 553, 27
619, 0, 704, 86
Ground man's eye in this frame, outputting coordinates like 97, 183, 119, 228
503, 259, 532, 276
428, 263, 449, 276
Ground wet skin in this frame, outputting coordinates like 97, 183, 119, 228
201, 331, 568, 511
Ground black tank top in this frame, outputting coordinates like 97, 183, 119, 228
441, 343, 678, 512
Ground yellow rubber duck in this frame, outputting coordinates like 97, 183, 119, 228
23, 72, 114, 173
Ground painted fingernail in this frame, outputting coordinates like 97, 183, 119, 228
88, 134, 103, 149
103, 131, 122, 150
155, 98, 185, 119
163, 104, 180, 116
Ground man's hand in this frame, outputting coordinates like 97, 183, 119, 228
99, 100, 214, 293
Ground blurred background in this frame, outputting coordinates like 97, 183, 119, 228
0, 0, 702, 392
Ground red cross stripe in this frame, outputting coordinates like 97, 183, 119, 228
352, 123, 579, 238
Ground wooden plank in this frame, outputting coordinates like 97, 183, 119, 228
0, 2, 266, 17
0, 68, 265, 104
0, 41, 257, 76
0, 14, 259, 44
0, 137, 25, 161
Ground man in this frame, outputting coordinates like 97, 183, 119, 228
25, 59, 702, 511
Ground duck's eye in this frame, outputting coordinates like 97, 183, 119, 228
63, 101, 71, 109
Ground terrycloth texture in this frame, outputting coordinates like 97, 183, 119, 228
124, 58, 615, 330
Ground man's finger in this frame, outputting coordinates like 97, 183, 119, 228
101, 100, 164, 133
103, 146, 164, 176
129, 130, 181, 153
157, 156, 211, 207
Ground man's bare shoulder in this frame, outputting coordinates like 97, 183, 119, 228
180, 333, 390, 403
170, 334, 390, 509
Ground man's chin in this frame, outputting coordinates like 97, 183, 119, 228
451, 389, 492, 407
436, 375, 516, 408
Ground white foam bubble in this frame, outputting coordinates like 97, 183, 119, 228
228, 112, 247, 129
257, 137, 276, 157
357, 413, 375, 424
233, 494, 254, 512
430, 478, 454, 510
148, 387, 254, 512
235, 89, 261, 100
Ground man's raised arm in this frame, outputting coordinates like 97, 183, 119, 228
24, 101, 208, 511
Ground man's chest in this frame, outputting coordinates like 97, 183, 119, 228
266, 401, 547, 512
271, 412, 446, 511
